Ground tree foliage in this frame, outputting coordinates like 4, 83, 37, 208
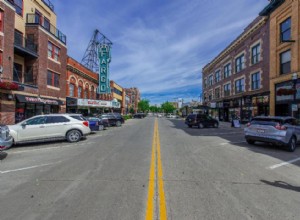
138, 99, 150, 113
161, 102, 176, 113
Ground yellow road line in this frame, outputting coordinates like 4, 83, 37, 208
145, 119, 168, 220
145, 120, 157, 220
156, 122, 168, 220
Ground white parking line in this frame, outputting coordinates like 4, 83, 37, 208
0, 161, 61, 174
9, 144, 75, 154
268, 157, 300, 170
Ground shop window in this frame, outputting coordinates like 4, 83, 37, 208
69, 84, 75, 97
224, 63, 231, 78
0, 11, 3, 33
47, 70, 60, 87
48, 41, 60, 61
13, 63, 23, 82
280, 17, 291, 42
235, 54, 245, 73
235, 78, 244, 94
251, 72, 260, 90
14, 0, 23, 16
280, 50, 291, 75
251, 44, 260, 65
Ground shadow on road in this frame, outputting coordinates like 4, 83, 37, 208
0, 152, 8, 160
260, 180, 300, 193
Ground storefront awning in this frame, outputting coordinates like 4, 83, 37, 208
15, 94, 64, 105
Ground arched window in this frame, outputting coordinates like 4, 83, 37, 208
69, 84, 75, 97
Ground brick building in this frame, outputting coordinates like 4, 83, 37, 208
260, 0, 300, 117
202, 16, 270, 122
0, 0, 67, 124
125, 87, 140, 114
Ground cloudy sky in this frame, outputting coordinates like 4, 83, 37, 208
51, 0, 268, 105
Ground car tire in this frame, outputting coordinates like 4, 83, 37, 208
214, 122, 219, 128
246, 139, 255, 145
198, 123, 204, 129
116, 121, 122, 127
66, 130, 82, 143
98, 125, 104, 131
286, 136, 297, 152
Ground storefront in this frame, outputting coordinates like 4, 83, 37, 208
66, 97, 121, 116
275, 80, 300, 118
15, 94, 64, 123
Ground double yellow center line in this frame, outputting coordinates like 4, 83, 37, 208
145, 119, 167, 220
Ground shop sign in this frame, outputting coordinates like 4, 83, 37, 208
77, 99, 112, 107
210, 102, 216, 108
276, 81, 295, 101
97, 44, 111, 94
25, 97, 59, 105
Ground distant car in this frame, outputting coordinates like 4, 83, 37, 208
85, 117, 108, 131
244, 116, 300, 152
133, 113, 145, 119
157, 114, 163, 118
185, 114, 219, 128
106, 113, 125, 124
8, 114, 91, 144
99, 114, 122, 127
166, 114, 178, 119
0, 125, 13, 151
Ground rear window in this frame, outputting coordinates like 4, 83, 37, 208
70, 115, 86, 121
251, 118, 283, 126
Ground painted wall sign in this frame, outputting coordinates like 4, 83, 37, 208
97, 44, 111, 94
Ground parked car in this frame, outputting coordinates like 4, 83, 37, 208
185, 114, 219, 128
244, 116, 300, 152
85, 117, 108, 131
133, 113, 145, 119
0, 125, 13, 151
99, 114, 122, 127
8, 114, 91, 144
106, 113, 125, 124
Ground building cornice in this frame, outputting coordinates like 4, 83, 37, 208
203, 17, 268, 73
67, 65, 98, 84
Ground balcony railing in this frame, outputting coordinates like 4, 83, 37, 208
42, 0, 54, 11
26, 14, 67, 45
14, 32, 38, 54
13, 69, 37, 86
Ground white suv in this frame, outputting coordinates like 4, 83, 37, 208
8, 114, 91, 144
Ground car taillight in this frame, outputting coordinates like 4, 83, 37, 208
83, 121, 89, 127
275, 123, 286, 130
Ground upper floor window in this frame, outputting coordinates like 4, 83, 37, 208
84, 89, 89, 99
224, 83, 231, 97
224, 63, 231, 78
251, 72, 260, 90
251, 44, 260, 65
204, 78, 207, 88
0, 11, 4, 32
208, 75, 213, 86
235, 78, 245, 94
235, 54, 245, 73
69, 84, 75, 97
215, 70, 221, 83
78, 86, 83, 98
48, 41, 60, 61
280, 17, 291, 42
47, 70, 59, 87
215, 88, 220, 99
280, 50, 291, 75
14, 0, 23, 16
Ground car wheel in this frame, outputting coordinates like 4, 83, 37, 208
98, 125, 104, 131
66, 130, 82, 143
116, 121, 122, 127
246, 139, 255, 145
214, 122, 219, 128
286, 136, 297, 152
198, 123, 204, 129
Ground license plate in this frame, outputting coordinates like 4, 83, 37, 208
257, 129, 265, 133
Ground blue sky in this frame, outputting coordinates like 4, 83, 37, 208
51, 0, 268, 105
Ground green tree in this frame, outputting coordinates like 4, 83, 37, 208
138, 99, 150, 113
161, 102, 176, 114
149, 105, 159, 113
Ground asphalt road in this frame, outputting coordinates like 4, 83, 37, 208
0, 117, 300, 220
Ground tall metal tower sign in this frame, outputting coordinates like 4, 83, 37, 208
97, 44, 111, 94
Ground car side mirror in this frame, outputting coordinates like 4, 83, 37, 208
21, 122, 27, 127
